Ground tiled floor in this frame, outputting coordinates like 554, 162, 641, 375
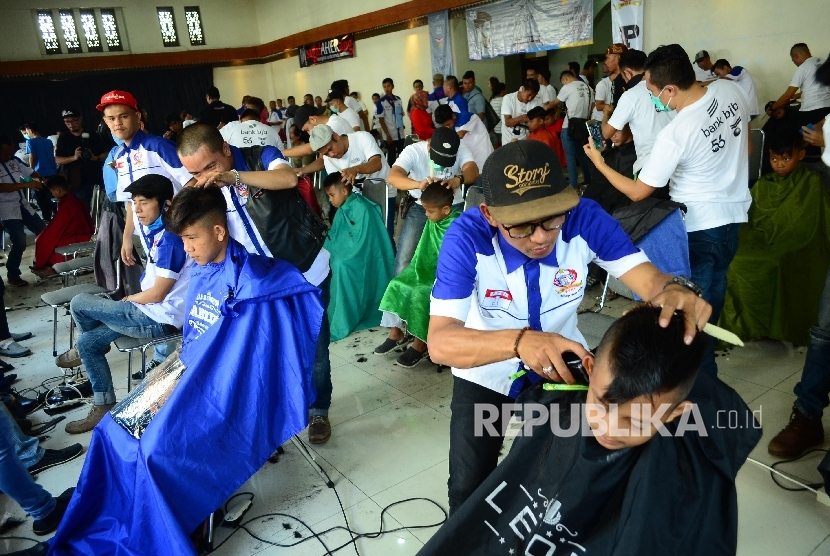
1, 254, 830, 555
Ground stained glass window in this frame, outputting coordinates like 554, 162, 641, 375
184, 7, 205, 46
37, 11, 62, 54
157, 7, 180, 47
79, 9, 102, 52
59, 10, 82, 53
100, 9, 123, 51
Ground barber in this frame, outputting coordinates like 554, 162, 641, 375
428, 141, 712, 514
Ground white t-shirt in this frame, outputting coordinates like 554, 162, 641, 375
607, 81, 675, 172
791, 57, 830, 112
344, 96, 366, 130
591, 77, 613, 121
500, 90, 543, 144
724, 67, 760, 116
323, 131, 394, 198
392, 141, 475, 206
638, 80, 752, 233
324, 115, 353, 137
337, 107, 362, 131
537, 83, 557, 105
220, 120, 284, 150
457, 115, 493, 173
557, 80, 592, 128
695, 66, 716, 83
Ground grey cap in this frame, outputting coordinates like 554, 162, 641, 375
309, 125, 334, 151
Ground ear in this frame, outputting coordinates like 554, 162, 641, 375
222, 142, 232, 158
162, 199, 171, 212
797, 148, 807, 161
214, 224, 226, 241
480, 204, 499, 227
441, 205, 451, 216
665, 399, 694, 424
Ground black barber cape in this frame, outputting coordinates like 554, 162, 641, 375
418, 372, 761, 556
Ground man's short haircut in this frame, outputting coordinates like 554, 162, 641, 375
434, 104, 455, 125
597, 305, 704, 406
382, 78, 394, 86
328, 89, 345, 102
645, 44, 696, 90
413, 79, 423, 87
619, 49, 647, 72
176, 122, 224, 157
323, 171, 352, 191
560, 70, 575, 81
46, 174, 68, 190
791, 43, 810, 56
768, 128, 806, 156
239, 108, 260, 121
713, 58, 731, 71
206, 86, 220, 99
527, 106, 546, 121
420, 181, 453, 208
165, 185, 228, 235
165, 112, 182, 126
522, 78, 540, 93
584, 58, 598, 70
462, 70, 475, 81
287, 95, 295, 101
538, 69, 551, 82
126, 174, 175, 208
331, 79, 349, 92
568, 61, 581, 74
24, 122, 39, 133
445, 75, 459, 90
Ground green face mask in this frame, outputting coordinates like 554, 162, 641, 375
649, 87, 672, 112
22, 133, 30, 140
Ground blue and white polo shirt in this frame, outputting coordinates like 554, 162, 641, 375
134, 222, 192, 329
430, 198, 650, 395
114, 130, 192, 203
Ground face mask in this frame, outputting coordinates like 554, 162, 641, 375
22, 134, 30, 140
329, 106, 338, 114
431, 161, 447, 174
147, 213, 165, 232
649, 87, 672, 112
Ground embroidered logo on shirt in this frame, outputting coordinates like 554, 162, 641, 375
553, 269, 583, 296
504, 163, 551, 196
236, 183, 249, 198
132, 151, 144, 168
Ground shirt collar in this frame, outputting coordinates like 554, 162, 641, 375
119, 129, 147, 155
496, 228, 559, 273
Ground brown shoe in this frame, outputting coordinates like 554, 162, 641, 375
56, 345, 110, 369
65, 403, 116, 434
7, 277, 28, 287
768, 405, 825, 458
308, 415, 331, 444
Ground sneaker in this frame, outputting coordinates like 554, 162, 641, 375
131, 359, 161, 381
28, 443, 84, 476
56, 345, 110, 369
11, 332, 32, 342
374, 335, 410, 355
308, 415, 331, 444
396, 346, 429, 368
65, 403, 116, 434
0, 341, 31, 358
768, 405, 825, 458
32, 488, 75, 536
7, 277, 28, 287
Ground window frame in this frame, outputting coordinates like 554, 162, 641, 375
184, 6, 206, 46
36, 10, 63, 55
156, 7, 181, 47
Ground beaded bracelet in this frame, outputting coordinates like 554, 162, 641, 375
513, 326, 531, 359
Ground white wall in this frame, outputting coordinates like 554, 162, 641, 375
0, 0, 260, 61
644, 0, 829, 114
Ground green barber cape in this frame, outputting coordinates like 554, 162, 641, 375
720, 164, 830, 344
326, 193, 395, 341
379, 211, 461, 342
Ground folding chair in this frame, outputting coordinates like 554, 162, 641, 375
464, 187, 484, 212
749, 129, 765, 188
362, 178, 390, 231
114, 332, 183, 393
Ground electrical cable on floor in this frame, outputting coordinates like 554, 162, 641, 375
747, 448, 828, 492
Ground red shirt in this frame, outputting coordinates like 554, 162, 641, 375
528, 126, 566, 168
410, 108, 434, 140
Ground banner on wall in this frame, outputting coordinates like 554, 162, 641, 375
298, 35, 355, 68
611, 0, 644, 50
465, 0, 592, 61
428, 11, 453, 78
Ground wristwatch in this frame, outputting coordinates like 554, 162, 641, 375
454, 174, 465, 186
667, 276, 703, 297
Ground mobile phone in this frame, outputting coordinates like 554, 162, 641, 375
799, 123, 815, 135
586, 119, 605, 151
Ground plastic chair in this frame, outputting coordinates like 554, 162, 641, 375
749, 129, 765, 187
114, 332, 183, 393
464, 187, 484, 212
362, 179, 390, 231
55, 184, 107, 259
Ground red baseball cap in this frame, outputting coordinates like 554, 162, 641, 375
96, 90, 139, 112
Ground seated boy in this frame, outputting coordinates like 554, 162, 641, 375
376, 182, 460, 367
60, 174, 193, 434
761, 101, 800, 176
32, 175, 94, 278
721, 129, 829, 345
324, 172, 395, 341
419, 305, 761, 554
527, 106, 566, 168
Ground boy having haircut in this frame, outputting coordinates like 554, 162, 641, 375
420, 305, 761, 555
32, 175, 94, 278
323, 172, 395, 341
377, 182, 460, 367
721, 129, 829, 346
526, 106, 566, 168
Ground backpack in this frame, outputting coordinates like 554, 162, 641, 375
484, 99, 500, 132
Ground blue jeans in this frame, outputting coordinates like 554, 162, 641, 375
3, 209, 46, 279
560, 128, 593, 188
795, 266, 830, 419
0, 405, 54, 520
310, 274, 332, 417
688, 223, 741, 376
70, 293, 169, 405
393, 200, 464, 276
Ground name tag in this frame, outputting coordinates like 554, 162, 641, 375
482, 288, 513, 310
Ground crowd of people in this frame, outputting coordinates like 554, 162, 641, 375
0, 38, 828, 555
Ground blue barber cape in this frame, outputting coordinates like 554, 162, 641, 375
48, 238, 323, 555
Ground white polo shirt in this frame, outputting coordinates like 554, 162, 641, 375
0, 158, 38, 221
392, 141, 475, 206
791, 57, 830, 112
323, 131, 394, 197
638, 79, 752, 233
430, 199, 649, 395
220, 120, 285, 150
608, 81, 675, 172
344, 96, 366, 130
336, 107, 362, 131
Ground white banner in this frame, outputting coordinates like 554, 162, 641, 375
429, 11, 453, 78
465, 0, 593, 61
611, 0, 644, 50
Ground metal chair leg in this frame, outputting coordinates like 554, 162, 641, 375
126, 352, 133, 393
52, 307, 58, 357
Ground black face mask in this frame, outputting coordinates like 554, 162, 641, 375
626, 72, 644, 89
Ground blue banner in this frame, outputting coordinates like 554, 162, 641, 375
428, 10, 453, 78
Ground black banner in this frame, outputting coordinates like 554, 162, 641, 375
298, 34, 355, 68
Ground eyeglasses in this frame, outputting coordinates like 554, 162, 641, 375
502, 212, 569, 239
